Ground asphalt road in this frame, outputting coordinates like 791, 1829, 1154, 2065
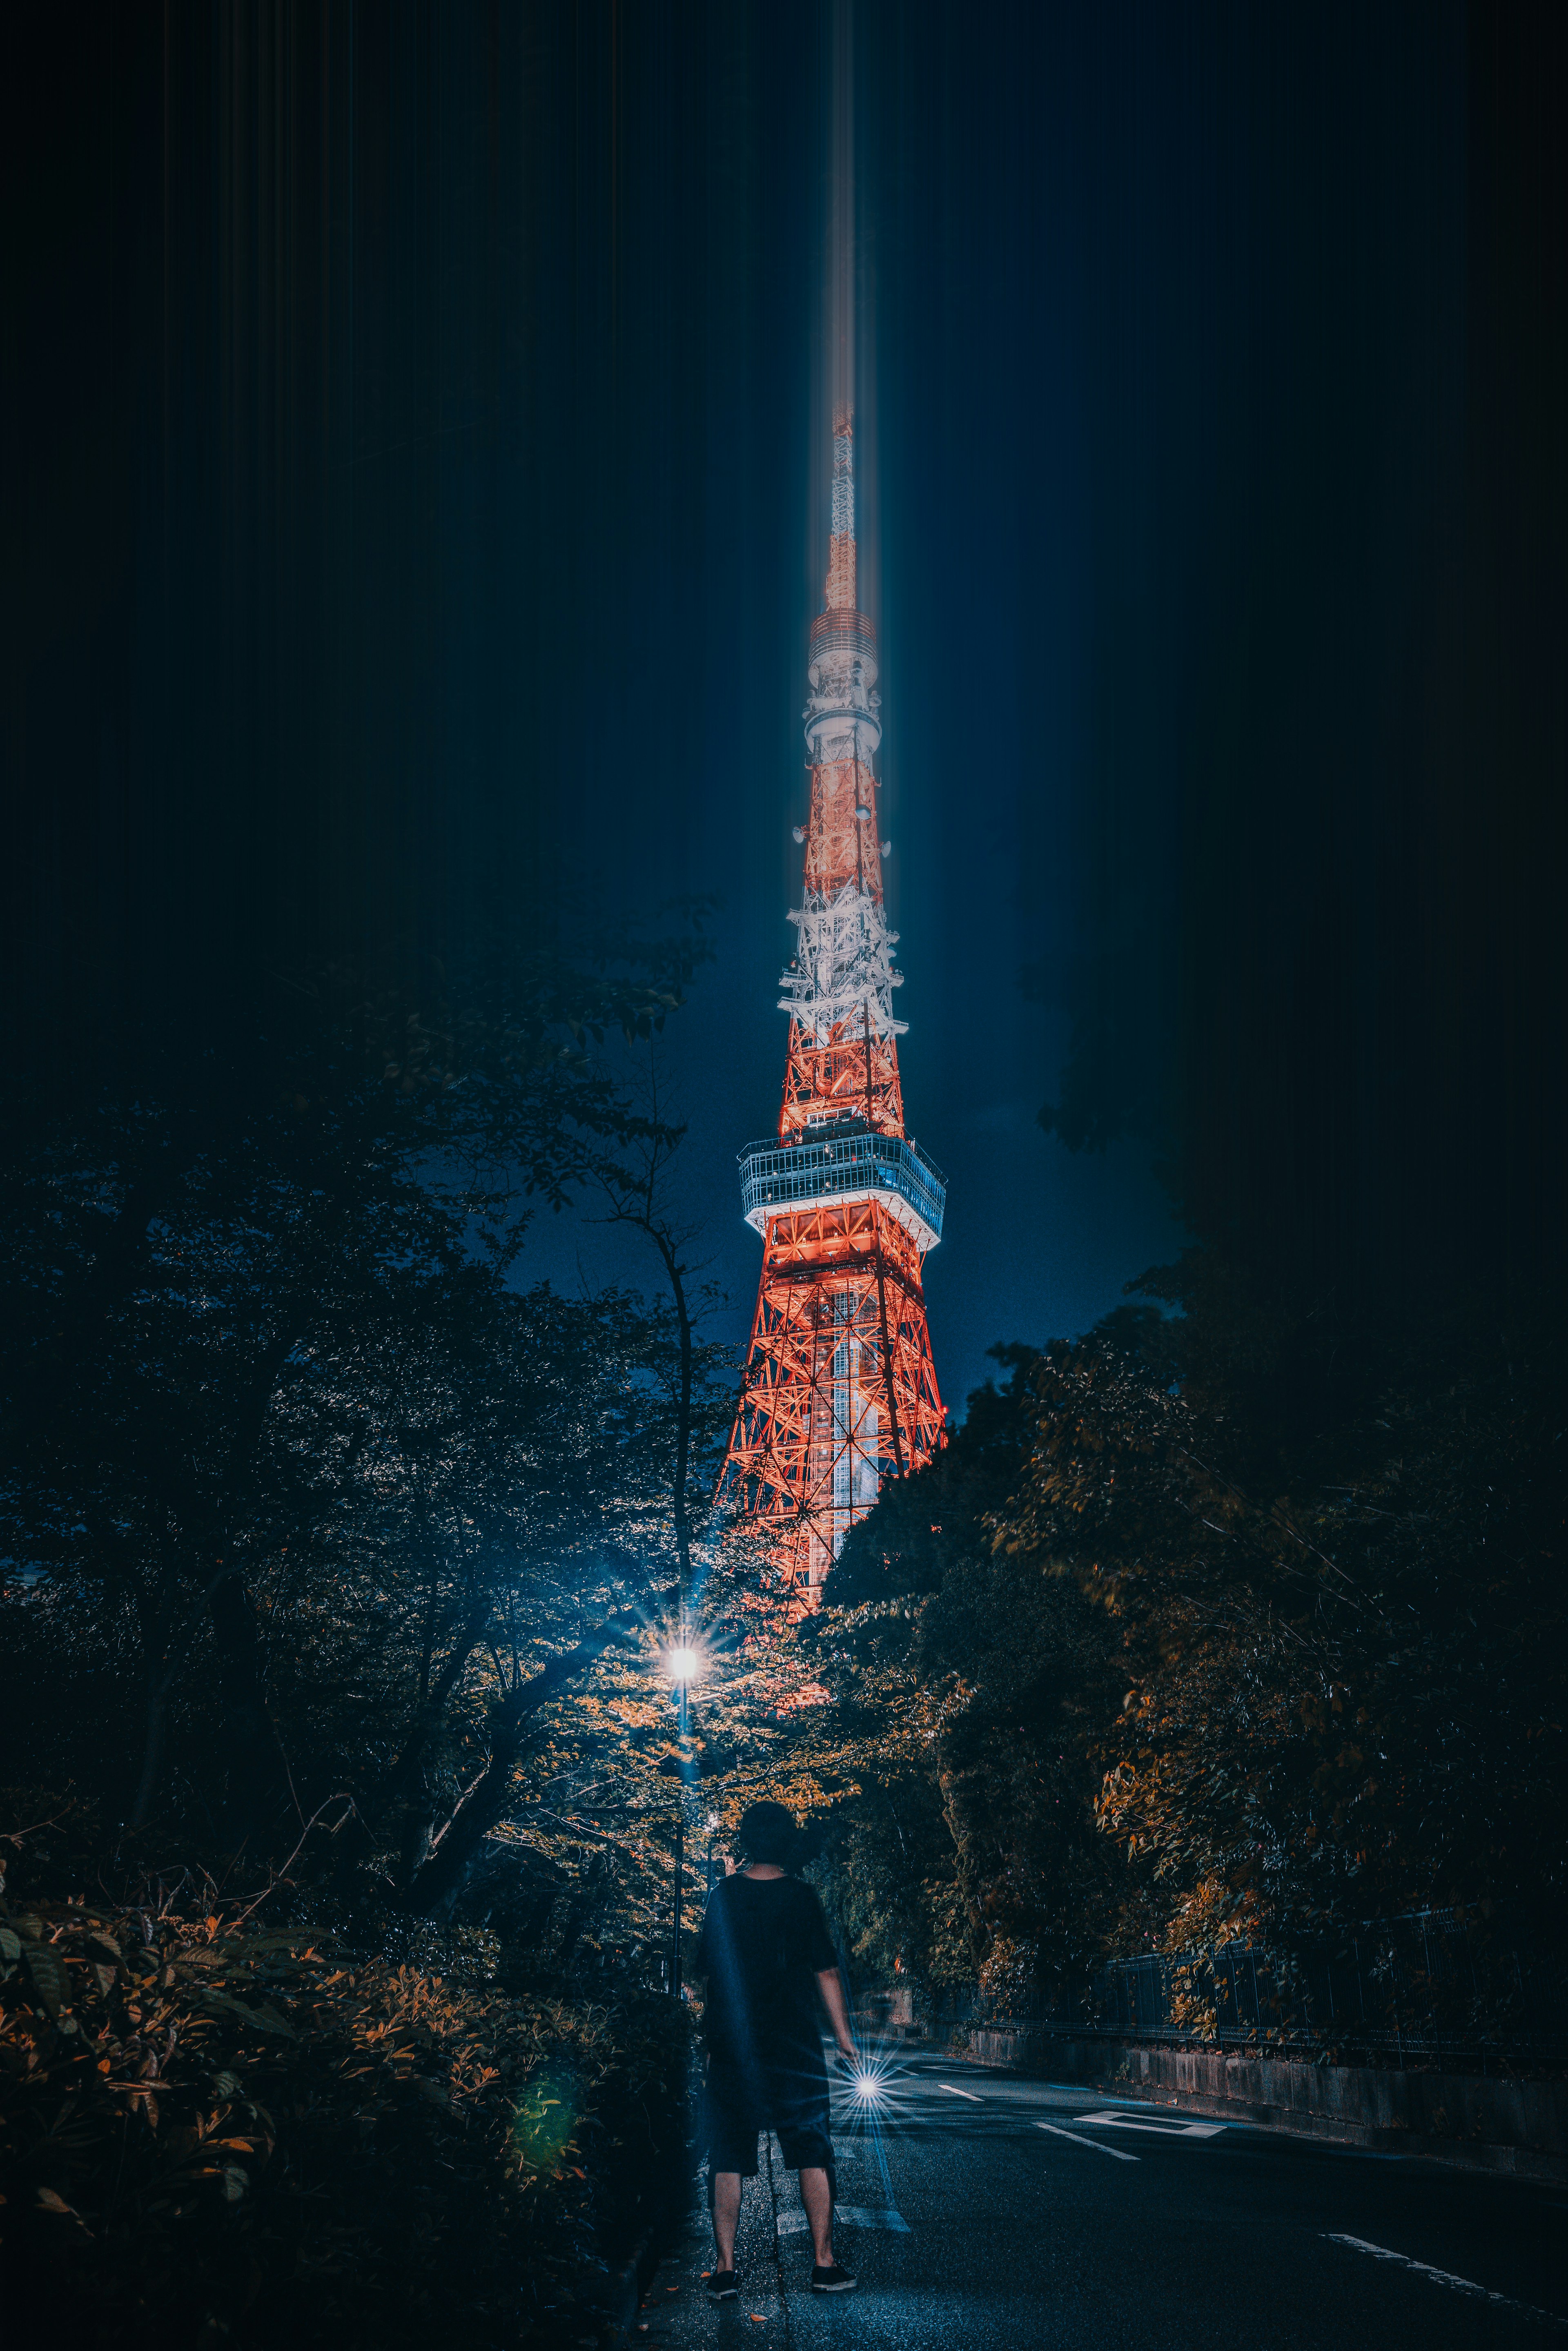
637, 2047, 1567, 2350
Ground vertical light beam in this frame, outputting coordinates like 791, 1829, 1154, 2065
718, 7, 947, 1615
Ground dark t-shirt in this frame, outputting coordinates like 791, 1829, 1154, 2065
694, 1872, 837, 2083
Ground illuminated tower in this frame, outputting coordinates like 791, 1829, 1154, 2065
721, 411, 946, 1612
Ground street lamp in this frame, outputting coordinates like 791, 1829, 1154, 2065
664, 1638, 705, 1997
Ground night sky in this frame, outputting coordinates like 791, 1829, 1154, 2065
8, 2, 1564, 1412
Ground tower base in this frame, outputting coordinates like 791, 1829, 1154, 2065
723, 1195, 943, 1613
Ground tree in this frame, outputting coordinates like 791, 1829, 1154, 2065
766, 1262, 1568, 2034
990, 1264, 1568, 1959
588, 1050, 720, 1619
775, 1351, 1129, 2011
0, 925, 709, 1853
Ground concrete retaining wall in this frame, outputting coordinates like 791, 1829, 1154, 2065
957, 2028, 1568, 2185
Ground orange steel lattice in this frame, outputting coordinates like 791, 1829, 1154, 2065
721, 412, 945, 1613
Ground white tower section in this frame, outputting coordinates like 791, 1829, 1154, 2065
779, 887, 906, 1044
782, 412, 904, 1072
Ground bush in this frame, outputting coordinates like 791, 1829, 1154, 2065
0, 1837, 690, 2349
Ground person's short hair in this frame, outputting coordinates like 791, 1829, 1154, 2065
735, 1800, 797, 1867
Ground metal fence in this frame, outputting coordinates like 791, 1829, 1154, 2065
926, 1912, 1568, 2072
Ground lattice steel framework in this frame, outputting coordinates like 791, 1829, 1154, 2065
721, 411, 946, 1613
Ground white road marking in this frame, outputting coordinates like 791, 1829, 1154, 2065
937, 2081, 983, 2101
777, 2206, 911, 2235
1036, 2121, 1139, 2162
1325, 2235, 1568, 2333
1073, 2109, 1226, 2139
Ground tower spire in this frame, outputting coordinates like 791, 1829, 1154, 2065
718, 402, 947, 1613
825, 408, 857, 611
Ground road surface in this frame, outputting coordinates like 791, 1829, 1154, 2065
638, 2047, 1566, 2349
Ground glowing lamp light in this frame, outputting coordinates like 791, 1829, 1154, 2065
852, 2071, 884, 2103
666, 1645, 703, 1683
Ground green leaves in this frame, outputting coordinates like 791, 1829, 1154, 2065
200, 1987, 298, 2038
792, 1350, 1126, 1997
985, 1275, 1568, 1963
799, 1274, 1568, 2026
0, 1880, 689, 2346
21, 1935, 70, 2019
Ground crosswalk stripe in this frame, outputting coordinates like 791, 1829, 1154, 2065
937, 2081, 983, 2101
777, 2206, 911, 2235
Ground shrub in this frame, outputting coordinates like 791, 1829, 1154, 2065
1, 1865, 689, 2349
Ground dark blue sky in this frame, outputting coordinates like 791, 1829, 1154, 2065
494, 0, 1476, 1396
10, 0, 1564, 1363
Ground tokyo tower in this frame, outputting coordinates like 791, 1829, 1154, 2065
720, 408, 947, 1612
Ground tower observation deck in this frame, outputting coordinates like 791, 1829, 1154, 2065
719, 412, 947, 1612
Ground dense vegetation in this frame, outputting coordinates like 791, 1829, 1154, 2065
801, 1270, 1568, 2044
9, 925, 1566, 2351
7, 917, 1565, 2350
0, 944, 734, 2346
1, 1845, 685, 2349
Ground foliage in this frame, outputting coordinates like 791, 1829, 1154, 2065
0, 1823, 688, 2349
779, 1352, 1129, 2013
0, 940, 728, 2340
0, 937, 736, 1919
8, 867, 1561, 2206
777, 1268, 1568, 2043
993, 1264, 1568, 1958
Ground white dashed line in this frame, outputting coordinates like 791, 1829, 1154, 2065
1073, 2109, 1226, 2139
1036, 2121, 1139, 2162
1325, 2236, 1568, 2332
937, 2082, 983, 2101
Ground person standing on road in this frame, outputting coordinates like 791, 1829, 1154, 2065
692, 1800, 858, 2298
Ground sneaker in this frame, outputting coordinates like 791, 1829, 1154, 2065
811, 2264, 856, 2293
706, 2270, 739, 2301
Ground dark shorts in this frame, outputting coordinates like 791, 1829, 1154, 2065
704, 2053, 834, 2179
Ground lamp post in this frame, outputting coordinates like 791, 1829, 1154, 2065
665, 1638, 703, 1998
671, 1792, 684, 1998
